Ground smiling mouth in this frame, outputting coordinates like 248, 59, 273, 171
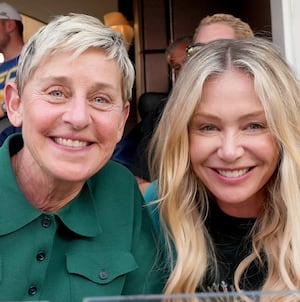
53, 137, 90, 147
216, 168, 251, 178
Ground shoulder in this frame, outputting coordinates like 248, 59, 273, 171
0, 56, 19, 72
143, 180, 158, 203
88, 161, 142, 206
98, 160, 136, 179
142, 180, 165, 244
89, 160, 139, 189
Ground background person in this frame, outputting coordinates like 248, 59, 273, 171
193, 13, 254, 44
0, 13, 164, 301
0, 2, 24, 131
166, 35, 193, 81
112, 36, 192, 192
146, 38, 300, 300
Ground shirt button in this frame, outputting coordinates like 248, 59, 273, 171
41, 215, 52, 228
99, 270, 108, 280
28, 285, 38, 296
36, 251, 46, 261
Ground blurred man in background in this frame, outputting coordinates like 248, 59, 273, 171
0, 2, 24, 132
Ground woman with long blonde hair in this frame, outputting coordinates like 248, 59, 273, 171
147, 37, 300, 301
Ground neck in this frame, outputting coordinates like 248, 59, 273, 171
12, 152, 84, 213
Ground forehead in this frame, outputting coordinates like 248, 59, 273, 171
199, 70, 262, 110
35, 48, 119, 75
27, 48, 122, 92
203, 69, 254, 93
194, 23, 236, 44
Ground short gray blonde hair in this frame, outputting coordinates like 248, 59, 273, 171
16, 13, 135, 103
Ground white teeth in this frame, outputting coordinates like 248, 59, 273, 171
54, 137, 88, 147
217, 168, 249, 178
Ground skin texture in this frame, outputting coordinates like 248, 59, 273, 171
189, 70, 279, 218
194, 23, 236, 43
5, 48, 129, 212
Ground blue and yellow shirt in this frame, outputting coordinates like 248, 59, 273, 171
0, 55, 19, 104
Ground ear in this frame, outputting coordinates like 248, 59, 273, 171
116, 101, 130, 142
5, 20, 16, 33
5, 82, 23, 127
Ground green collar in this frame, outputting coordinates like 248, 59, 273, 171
0, 134, 101, 237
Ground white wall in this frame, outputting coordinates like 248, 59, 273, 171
9, 1, 118, 24
271, 0, 300, 78
21, 14, 45, 42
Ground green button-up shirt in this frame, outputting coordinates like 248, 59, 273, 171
0, 134, 165, 301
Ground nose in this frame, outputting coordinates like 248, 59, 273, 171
217, 131, 244, 162
62, 96, 91, 130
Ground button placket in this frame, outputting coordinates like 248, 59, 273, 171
41, 215, 52, 228
27, 214, 56, 298
36, 251, 46, 262
28, 285, 38, 296
99, 270, 109, 280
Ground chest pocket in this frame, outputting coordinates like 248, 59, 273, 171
66, 251, 138, 284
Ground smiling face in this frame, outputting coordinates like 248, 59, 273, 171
6, 48, 129, 183
189, 69, 279, 217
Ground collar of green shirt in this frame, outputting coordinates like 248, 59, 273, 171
0, 134, 101, 238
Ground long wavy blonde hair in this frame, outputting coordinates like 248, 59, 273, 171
149, 38, 300, 301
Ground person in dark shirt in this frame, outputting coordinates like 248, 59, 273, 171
111, 36, 191, 192
145, 37, 300, 300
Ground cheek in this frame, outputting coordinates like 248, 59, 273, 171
258, 135, 279, 163
22, 107, 55, 134
189, 135, 208, 165
21, 94, 58, 126
94, 112, 126, 138
266, 140, 280, 172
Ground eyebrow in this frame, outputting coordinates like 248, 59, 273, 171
193, 109, 266, 120
38, 76, 118, 91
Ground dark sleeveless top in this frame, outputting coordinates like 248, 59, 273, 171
202, 201, 267, 292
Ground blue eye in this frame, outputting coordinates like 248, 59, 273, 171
201, 124, 217, 131
93, 96, 114, 111
248, 123, 264, 130
95, 96, 107, 104
50, 90, 63, 97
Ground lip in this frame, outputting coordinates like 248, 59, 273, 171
51, 136, 93, 148
210, 166, 255, 184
